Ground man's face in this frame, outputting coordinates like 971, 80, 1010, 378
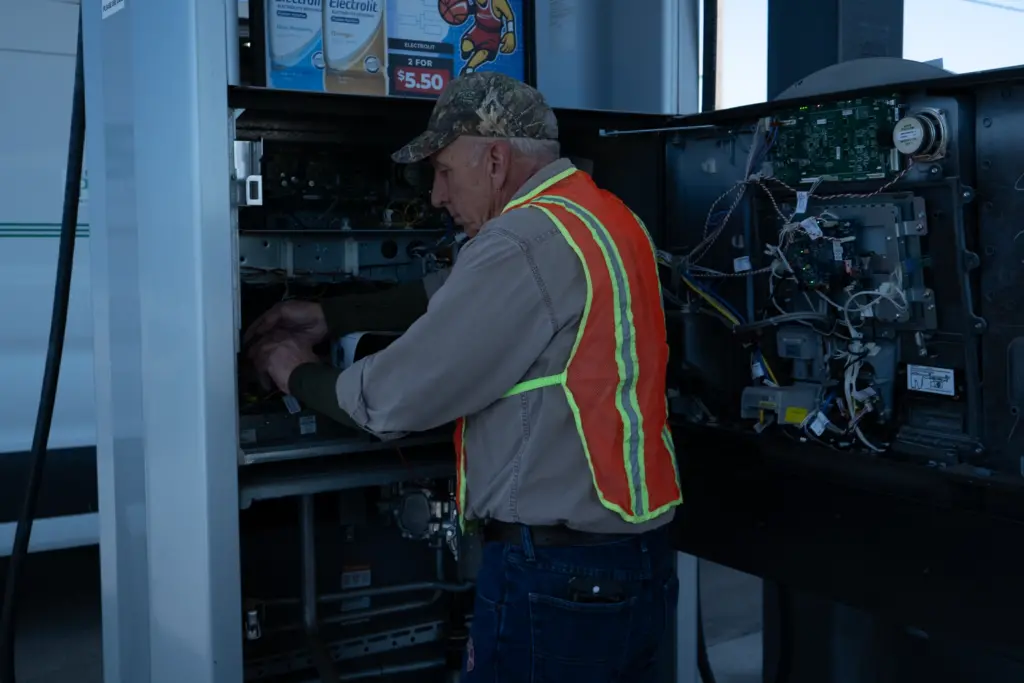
429, 136, 509, 237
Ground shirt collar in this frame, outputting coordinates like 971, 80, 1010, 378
509, 158, 576, 203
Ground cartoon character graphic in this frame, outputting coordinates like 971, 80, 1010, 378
437, 0, 517, 76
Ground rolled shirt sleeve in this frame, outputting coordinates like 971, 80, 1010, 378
334, 209, 558, 438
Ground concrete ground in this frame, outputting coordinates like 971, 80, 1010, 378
702, 560, 763, 683
10, 548, 763, 682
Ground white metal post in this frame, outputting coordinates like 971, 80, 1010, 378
82, 1, 243, 681
677, 552, 700, 683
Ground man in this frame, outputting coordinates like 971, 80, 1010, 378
246, 72, 683, 681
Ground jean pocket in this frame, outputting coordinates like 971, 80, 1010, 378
463, 592, 501, 682
528, 593, 636, 682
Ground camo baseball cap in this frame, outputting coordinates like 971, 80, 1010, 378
392, 72, 559, 164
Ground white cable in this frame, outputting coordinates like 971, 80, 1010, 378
840, 344, 885, 453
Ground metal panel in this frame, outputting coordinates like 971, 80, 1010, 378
82, 2, 243, 682
976, 85, 1024, 475
533, 0, 700, 114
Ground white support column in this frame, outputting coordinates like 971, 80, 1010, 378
676, 552, 700, 683
82, 2, 243, 682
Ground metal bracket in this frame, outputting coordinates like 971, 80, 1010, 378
243, 175, 263, 206
898, 219, 928, 237
961, 248, 986, 333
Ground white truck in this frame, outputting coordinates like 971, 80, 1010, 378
0, 1, 98, 555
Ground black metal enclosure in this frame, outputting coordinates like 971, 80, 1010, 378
654, 66, 1024, 660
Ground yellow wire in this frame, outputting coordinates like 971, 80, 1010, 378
680, 275, 740, 325
679, 275, 780, 384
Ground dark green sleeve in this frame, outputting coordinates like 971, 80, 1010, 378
319, 280, 429, 338
288, 363, 360, 430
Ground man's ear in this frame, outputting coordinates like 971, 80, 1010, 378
487, 140, 513, 179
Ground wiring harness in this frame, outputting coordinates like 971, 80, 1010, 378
659, 117, 916, 453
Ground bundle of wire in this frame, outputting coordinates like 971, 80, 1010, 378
656, 250, 781, 386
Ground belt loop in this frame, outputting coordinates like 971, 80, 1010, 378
640, 537, 651, 573
519, 525, 537, 561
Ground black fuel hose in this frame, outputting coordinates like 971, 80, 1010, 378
0, 9, 85, 682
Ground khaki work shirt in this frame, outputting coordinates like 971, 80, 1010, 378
335, 159, 675, 534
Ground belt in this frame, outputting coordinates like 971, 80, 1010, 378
482, 521, 630, 547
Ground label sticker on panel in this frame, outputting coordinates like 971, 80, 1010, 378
832, 241, 845, 261
341, 597, 371, 612
299, 415, 317, 435
783, 406, 809, 424
342, 567, 372, 589
799, 217, 822, 239
906, 364, 955, 397
283, 395, 302, 414
795, 191, 809, 215
809, 412, 830, 436
102, 0, 125, 19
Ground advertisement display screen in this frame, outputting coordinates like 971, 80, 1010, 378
263, 0, 526, 97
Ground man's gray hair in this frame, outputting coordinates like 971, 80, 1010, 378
507, 137, 561, 162
464, 135, 561, 167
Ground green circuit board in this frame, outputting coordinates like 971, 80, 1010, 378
770, 97, 902, 185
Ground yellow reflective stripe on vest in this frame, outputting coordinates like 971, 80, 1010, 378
630, 209, 683, 499
503, 167, 578, 213
504, 372, 564, 397
457, 417, 468, 531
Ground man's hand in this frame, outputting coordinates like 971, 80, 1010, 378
243, 300, 328, 348
248, 331, 321, 394
500, 32, 516, 54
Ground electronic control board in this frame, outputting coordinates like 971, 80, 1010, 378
769, 97, 903, 184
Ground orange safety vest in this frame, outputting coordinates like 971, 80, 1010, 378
454, 167, 682, 525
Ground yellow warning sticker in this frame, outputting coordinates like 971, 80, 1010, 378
783, 406, 809, 424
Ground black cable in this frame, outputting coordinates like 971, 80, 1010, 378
769, 584, 793, 683
0, 9, 84, 683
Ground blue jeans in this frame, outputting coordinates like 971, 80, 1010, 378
461, 526, 678, 683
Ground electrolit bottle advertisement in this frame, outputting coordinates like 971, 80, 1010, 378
264, 0, 526, 98
265, 0, 326, 91
384, 0, 526, 99
323, 0, 388, 96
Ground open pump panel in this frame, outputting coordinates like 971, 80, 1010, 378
231, 94, 468, 681
666, 93, 984, 464
227, 67, 1024, 678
